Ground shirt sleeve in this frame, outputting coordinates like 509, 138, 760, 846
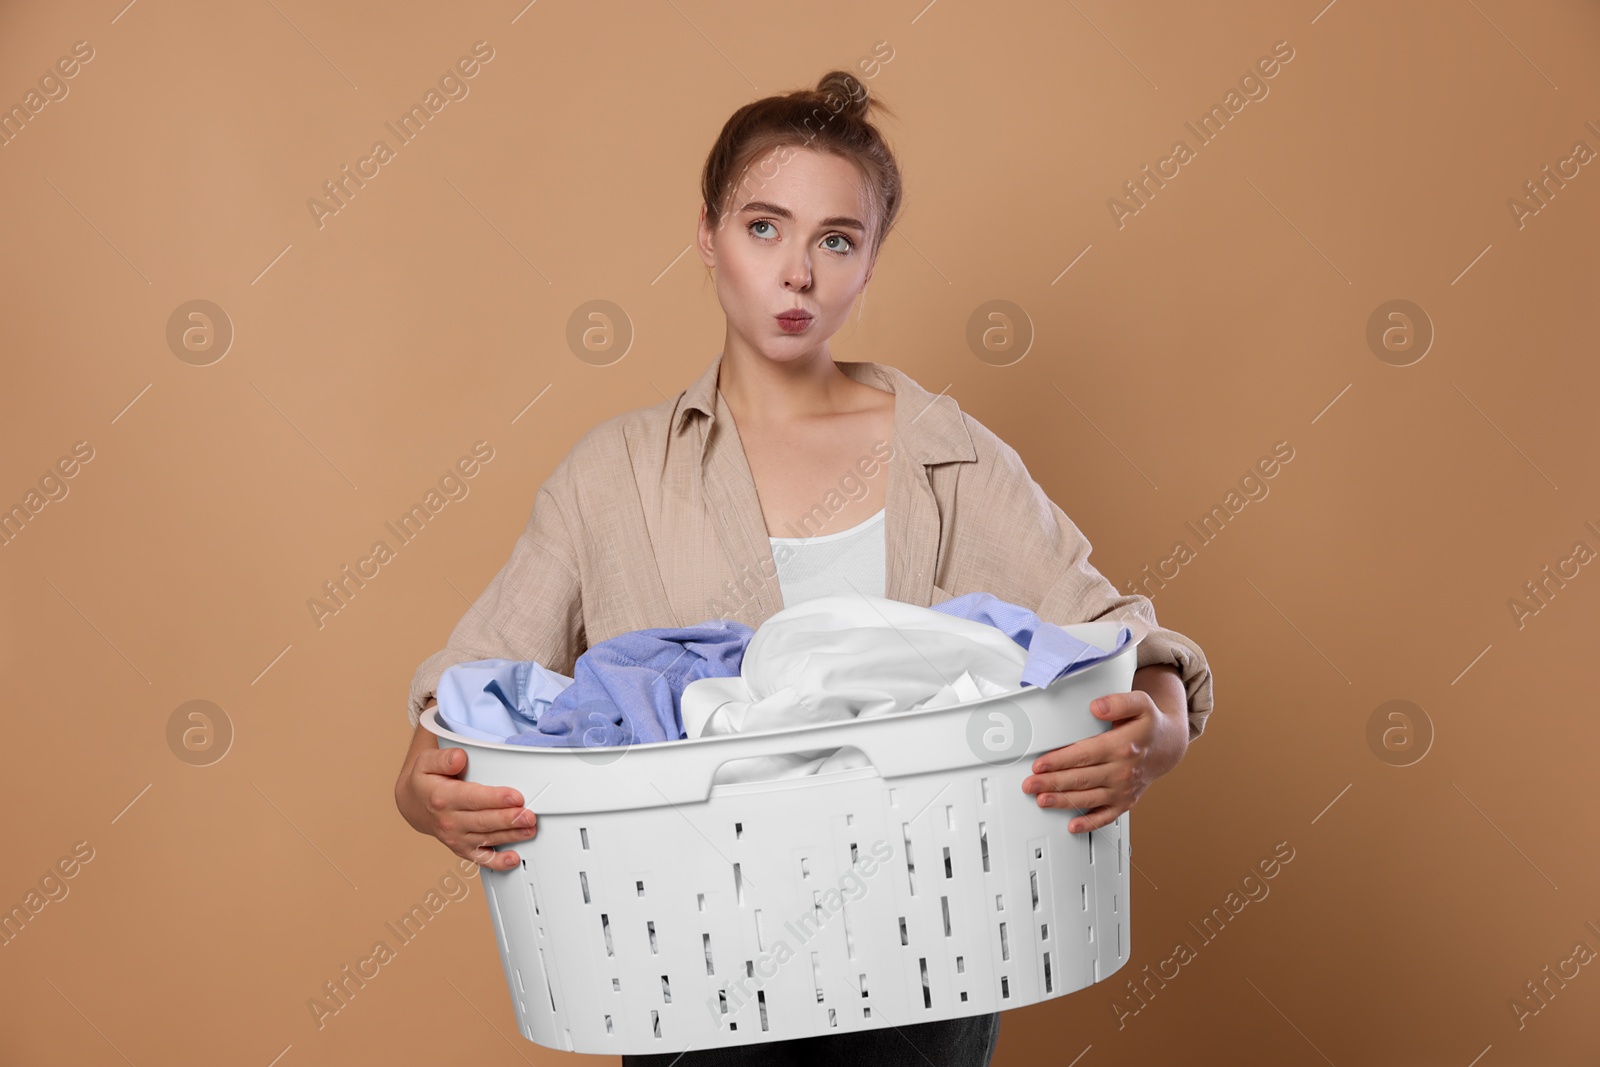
945, 415, 1215, 741
407, 462, 587, 730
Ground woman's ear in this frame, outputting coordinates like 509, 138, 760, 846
696, 203, 717, 269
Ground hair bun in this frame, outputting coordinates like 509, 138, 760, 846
814, 70, 871, 122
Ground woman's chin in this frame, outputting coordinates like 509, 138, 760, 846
751, 340, 824, 365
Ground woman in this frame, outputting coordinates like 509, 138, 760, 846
395, 71, 1214, 1066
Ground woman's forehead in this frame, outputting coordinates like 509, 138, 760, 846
730, 147, 872, 218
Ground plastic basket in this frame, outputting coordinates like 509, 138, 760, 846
423, 620, 1139, 1055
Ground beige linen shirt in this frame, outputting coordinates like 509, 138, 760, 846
408, 352, 1215, 740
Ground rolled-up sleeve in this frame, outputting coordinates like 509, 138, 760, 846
407, 459, 587, 730
946, 417, 1215, 741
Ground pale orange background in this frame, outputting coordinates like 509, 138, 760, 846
2, 1, 1597, 1064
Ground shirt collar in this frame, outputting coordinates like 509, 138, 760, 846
673, 350, 978, 466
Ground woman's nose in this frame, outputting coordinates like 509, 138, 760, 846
783, 258, 811, 290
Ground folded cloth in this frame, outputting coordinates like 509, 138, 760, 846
682, 594, 1133, 785
438, 619, 753, 748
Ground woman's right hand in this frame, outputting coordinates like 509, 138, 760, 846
396, 713, 537, 871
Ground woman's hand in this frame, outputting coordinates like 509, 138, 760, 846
1020, 664, 1189, 833
395, 716, 538, 870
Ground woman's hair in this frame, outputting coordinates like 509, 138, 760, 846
701, 70, 903, 264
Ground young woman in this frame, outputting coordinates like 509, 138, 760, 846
396, 70, 1214, 1067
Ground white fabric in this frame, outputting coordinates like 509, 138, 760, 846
768, 507, 886, 607
682, 594, 1027, 785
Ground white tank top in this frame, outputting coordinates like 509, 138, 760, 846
768, 507, 886, 607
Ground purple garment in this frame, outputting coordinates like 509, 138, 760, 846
503, 619, 754, 748
929, 591, 1133, 688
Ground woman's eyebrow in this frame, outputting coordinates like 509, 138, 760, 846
738, 200, 866, 233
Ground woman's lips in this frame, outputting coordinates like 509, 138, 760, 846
776, 312, 813, 333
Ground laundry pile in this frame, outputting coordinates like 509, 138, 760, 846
435, 592, 1133, 784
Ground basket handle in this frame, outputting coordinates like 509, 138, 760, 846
664, 665, 1121, 800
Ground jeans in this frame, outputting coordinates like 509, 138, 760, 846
620, 1011, 1001, 1067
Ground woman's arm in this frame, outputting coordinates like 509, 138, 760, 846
400, 457, 588, 870
939, 413, 1214, 831
1133, 663, 1188, 775
406, 473, 587, 729
939, 412, 1216, 741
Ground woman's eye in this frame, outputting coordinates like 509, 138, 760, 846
747, 221, 853, 255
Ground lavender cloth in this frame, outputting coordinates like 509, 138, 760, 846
436, 595, 1129, 747
928, 591, 1134, 689
507, 619, 752, 747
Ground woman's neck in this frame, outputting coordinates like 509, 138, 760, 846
716, 341, 856, 428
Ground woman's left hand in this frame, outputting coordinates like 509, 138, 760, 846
1020, 667, 1189, 833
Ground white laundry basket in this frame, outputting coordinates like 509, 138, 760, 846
423, 620, 1139, 1056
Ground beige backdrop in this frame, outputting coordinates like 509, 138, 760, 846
2, 1, 1597, 1064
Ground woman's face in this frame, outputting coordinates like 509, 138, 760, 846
697, 145, 877, 364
